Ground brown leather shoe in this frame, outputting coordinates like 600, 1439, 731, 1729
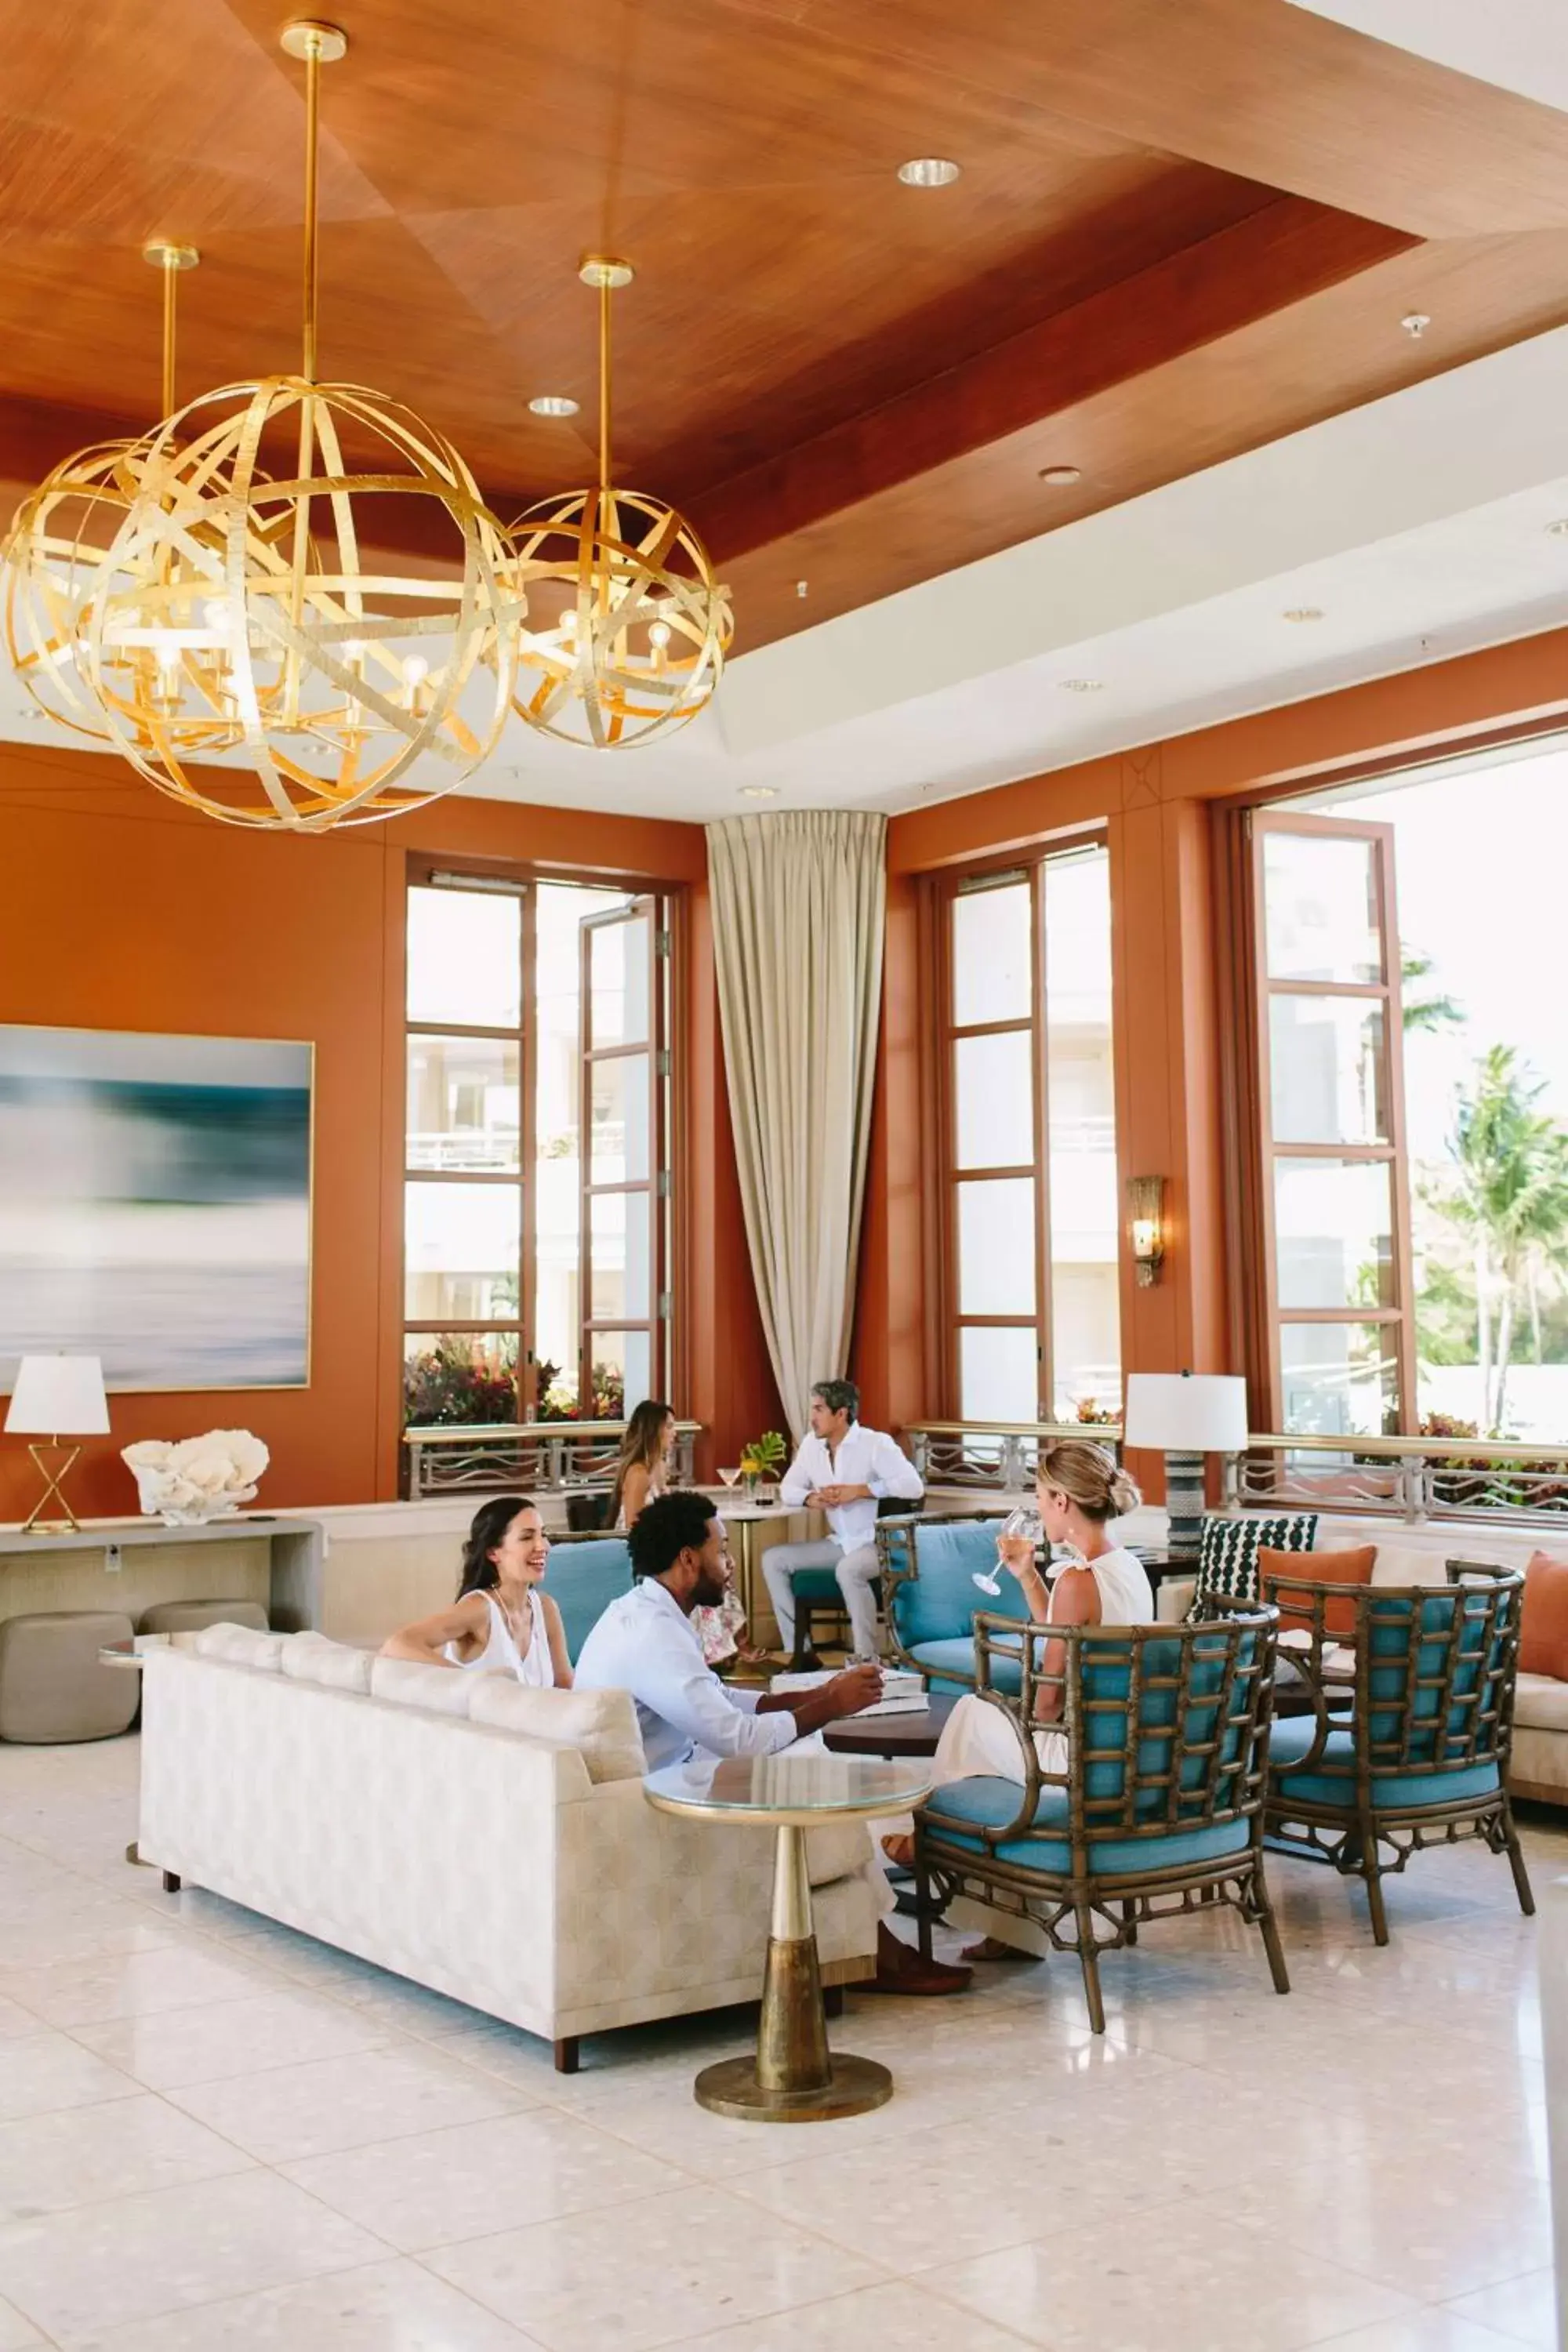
863, 1922, 972, 1996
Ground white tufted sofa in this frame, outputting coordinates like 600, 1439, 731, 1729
138, 1626, 880, 2071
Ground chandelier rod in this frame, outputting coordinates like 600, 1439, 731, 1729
301, 27, 324, 382
598, 273, 612, 492
143, 241, 199, 422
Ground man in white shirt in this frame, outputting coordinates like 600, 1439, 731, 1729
764, 1379, 924, 1662
575, 1490, 970, 1994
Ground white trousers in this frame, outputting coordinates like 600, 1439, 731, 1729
931, 1692, 1069, 1787
763, 1539, 883, 1656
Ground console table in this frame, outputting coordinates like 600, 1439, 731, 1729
0, 1515, 325, 1633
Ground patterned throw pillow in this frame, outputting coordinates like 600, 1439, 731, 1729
1197, 1513, 1319, 1602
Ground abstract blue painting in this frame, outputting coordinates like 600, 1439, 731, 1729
0, 1025, 312, 1391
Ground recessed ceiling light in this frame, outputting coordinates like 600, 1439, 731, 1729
898, 158, 960, 188
528, 394, 579, 417
1401, 312, 1431, 339
1546, 519, 1568, 536
1038, 464, 1082, 486
795, 580, 808, 597
1283, 607, 1325, 622
742, 786, 779, 799
1059, 678, 1104, 693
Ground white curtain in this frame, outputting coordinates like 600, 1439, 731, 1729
706, 811, 887, 1436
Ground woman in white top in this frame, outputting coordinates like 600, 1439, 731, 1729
379, 1494, 572, 1687
882, 1442, 1152, 1882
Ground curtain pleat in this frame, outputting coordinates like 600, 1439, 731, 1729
706, 811, 887, 1436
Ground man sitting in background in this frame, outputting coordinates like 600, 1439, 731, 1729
764, 1379, 924, 1662
575, 1490, 968, 1995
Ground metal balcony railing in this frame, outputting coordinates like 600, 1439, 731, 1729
404, 1419, 700, 1498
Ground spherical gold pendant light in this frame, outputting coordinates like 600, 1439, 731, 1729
74, 21, 522, 830
508, 258, 731, 750
3, 241, 216, 747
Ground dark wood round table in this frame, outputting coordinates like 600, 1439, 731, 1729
822, 1694, 958, 1758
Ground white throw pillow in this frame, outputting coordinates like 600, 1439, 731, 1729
466, 1679, 645, 1783
281, 1635, 375, 1695
369, 1657, 475, 1717
192, 1624, 287, 1670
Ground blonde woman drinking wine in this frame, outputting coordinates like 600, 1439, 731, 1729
612, 1399, 758, 1664
881, 1442, 1152, 1924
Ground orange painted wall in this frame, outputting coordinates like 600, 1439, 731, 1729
859, 621, 1568, 1471
0, 743, 771, 1519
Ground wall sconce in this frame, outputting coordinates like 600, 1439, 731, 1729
1127, 1176, 1166, 1287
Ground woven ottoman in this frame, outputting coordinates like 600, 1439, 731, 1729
137, 1599, 269, 1636
0, 1610, 138, 1744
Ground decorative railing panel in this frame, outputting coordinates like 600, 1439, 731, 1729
404, 1420, 700, 1499
1228, 1435, 1568, 1528
905, 1421, 1124, 1494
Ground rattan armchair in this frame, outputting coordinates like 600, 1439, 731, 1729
913, 1602, 1288, 2032
1263, 1561, 1531, 1944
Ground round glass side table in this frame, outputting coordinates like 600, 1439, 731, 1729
643, 1750, 932, 2123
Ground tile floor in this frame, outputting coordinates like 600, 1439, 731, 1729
0, 1733, 1560, 2350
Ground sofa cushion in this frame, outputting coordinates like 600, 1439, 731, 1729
1264, 1544, 1374, 1637
368, 1657, 476, 1716
926, 1774, 1252, 1878
191, 1624, 288, 1670
281, 1634, 375, 1696
1520, 1551, 1568, 1680
1514, 1672, 1568, 1734
906, 1636, 1024, 1697
892, 1523, 1030, 1650
1198, 1513, 1317, 1602
466, 1679, 644, 1783
541, 1539, 634, 1664
1268, 1715, 1501, 1810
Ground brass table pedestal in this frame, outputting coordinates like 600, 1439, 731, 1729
693, 1824, 891, 2122
643, 1750, 933, 2125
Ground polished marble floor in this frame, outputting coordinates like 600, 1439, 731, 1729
0, 1734, 1560, 2350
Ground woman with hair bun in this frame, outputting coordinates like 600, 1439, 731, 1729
882, 1442, 1152, 1888
379, 1494, 572, 1687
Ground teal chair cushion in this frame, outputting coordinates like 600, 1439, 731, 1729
927, 1774, 1252, 1878
1269, 1715, 1500, 1810
909, 1636, 1023, 1696
542, 1539, 633, 1663
892, 1522, 1032, 1650
786, 1566, 843, 1602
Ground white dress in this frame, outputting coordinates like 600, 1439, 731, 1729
934, 1546, 1157, 1785
444, 1589, 554, 1686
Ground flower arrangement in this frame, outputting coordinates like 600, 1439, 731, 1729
122, 1430, 270, 1525
739, 1429, 786, 1490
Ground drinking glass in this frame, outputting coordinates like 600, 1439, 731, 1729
974, 1505, 1042, 1596
717, 1465, 742, 1490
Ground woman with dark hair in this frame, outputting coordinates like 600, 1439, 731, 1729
379, 1494, 572, 1686
613, 1397, 759, 1666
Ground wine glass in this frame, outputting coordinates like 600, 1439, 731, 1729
974, 1506, 1042, 1596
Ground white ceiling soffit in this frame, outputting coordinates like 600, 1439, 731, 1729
1282, 0, 1568, 116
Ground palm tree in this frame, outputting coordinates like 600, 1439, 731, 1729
1401, 946, 1464, 1036
1439, 1047, 1568, 1429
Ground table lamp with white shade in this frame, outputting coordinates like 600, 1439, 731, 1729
5, 1354, 110, 1534
1123, 1372, 1249, 1552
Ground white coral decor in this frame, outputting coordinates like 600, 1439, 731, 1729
122, 1430, 270, 1525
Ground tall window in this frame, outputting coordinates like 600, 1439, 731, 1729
939, 844, 1120, 1421
1250, 812, 1413, 1438
403, 871, 671, 1425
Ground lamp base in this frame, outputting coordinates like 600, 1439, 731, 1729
1163, 1450, 1207, 1553
19, 1439, 83, 1535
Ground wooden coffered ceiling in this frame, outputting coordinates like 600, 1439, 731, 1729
5, 0, 1568, 652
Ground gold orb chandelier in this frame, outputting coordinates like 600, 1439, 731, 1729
3, 241, 215, 747
507, 257, 731, 750
73, 20, 521, 831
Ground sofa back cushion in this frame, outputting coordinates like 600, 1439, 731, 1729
369, 1657, 477, 1716
192, 1624, 288, 1671
466, 1679, 644, 1782
542, 1538, 634, 1663
281, 1634, 376, 1695
1520, 1551, 1568, 1680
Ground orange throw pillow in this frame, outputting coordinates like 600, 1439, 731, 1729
1258, 1544, 1375, 1638
1519, 1552, 1568, 1679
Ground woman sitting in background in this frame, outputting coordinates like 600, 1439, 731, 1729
612, 1399, 759, 1665
379, 1494, 572, 1687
